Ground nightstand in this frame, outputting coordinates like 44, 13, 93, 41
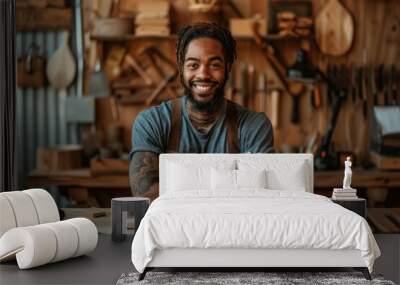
331, 198, 366, 218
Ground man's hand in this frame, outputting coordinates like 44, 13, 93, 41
129, 151, 159, 201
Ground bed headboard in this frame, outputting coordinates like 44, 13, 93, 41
159, 153, 314, 195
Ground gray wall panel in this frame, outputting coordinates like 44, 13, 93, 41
16, 30, 80, 188
36, 32, 47, 148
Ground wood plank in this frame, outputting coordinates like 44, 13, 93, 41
16, 8, 72, 31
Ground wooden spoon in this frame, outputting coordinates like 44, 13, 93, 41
46, 31, 76, 143
47, 31, 76, 90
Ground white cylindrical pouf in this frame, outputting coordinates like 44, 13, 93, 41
1, 192, 39, 227
0, 196, 17, 237
66, 218, 98, 257
23, 189, 60, 223
0, 226, 57, 269
43, 221, 79, 262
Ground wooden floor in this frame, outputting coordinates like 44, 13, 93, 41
0, 234, 134, 285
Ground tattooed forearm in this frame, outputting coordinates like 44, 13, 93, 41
129, 151, 159, 200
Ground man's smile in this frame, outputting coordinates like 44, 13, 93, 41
190, 81, 218, 96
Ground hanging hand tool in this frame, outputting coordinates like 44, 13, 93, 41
270, 89, 281, 129
361, 66, 369, 119
17, 43, 46, 89
312, 84, 322, 109
256, 73, 267, 113
389, 64, 397, 105
382, 66, 389, 106
395, 66, 400, 106
326, 64, 333, 105
356, 66, 367, 119
248, 64, 256, 108
338, 64, 349, 102
313, 68, 348, 170
290, 84, 304, 123
370, 66, 378, 105
376, 64, 385, 105
349, 64, 356, 103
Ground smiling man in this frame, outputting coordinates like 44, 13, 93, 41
129, 23, 274, 200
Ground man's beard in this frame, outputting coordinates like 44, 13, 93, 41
183, 78, 227, 113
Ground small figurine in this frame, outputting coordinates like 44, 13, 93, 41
342, 156, 353, 189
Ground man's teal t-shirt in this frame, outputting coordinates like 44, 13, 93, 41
130, 96, 274, 157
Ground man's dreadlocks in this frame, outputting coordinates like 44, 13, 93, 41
175, 22, 237, 72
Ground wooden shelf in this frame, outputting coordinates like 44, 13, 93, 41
91, 34, 312, 42
90, 34, 178, 42
16, 8, 72, 31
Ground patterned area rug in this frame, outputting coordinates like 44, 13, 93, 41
116, 271, 395, 285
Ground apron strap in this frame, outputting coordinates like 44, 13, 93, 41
226, 100, 240, 153
166, 98, 182, 153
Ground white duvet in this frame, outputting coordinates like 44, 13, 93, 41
131, 190, 380, 273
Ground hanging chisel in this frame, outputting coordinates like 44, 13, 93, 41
326, 64, 333, 105
356, 66, 366, 119
312, 84, 322, 109
361, 66, 368, 119
349, 64, 356, 103
376, 64, 384, 105
247, 64, 255, 109
270, 89, 280, 129
256, 73, 267, 113
370, 66, 377, 106
396, 66, 400, 106
389, 64, 397, 105
383, 66, 389, 105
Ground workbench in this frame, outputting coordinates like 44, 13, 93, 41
28, 168, 400, 189
27, 168, 400, 234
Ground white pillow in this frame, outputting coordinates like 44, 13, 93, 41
166, 160, 236, 191
237, 169, 267, 188
238, 159, 308, 191
211, 168, 267, 190
211, 168, 236, 190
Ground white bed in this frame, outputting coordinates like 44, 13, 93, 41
131, 154, 380, 280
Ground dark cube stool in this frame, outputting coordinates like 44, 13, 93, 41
111, 197, 150, 242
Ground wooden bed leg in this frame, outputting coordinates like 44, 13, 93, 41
354, 267, 371, 280
138, 268, 148, 281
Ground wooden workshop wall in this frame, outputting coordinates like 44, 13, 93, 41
238, 0, 400, 161
314, 0, 400, 164
313, 0, 400, 164
15, 1, 83, 188
87, 0, 400, 164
